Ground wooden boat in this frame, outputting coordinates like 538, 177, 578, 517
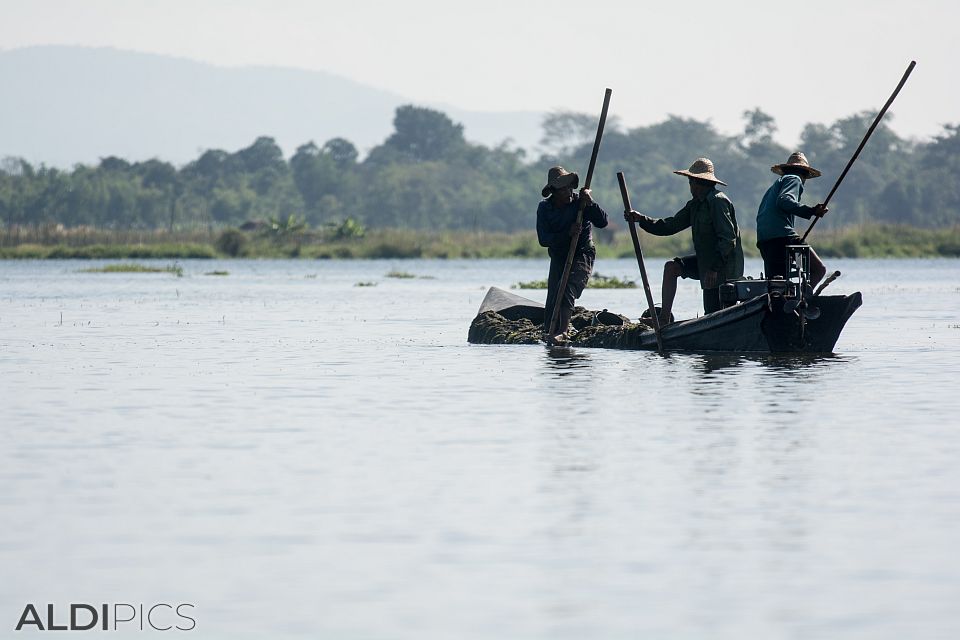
468, 283, 862, 354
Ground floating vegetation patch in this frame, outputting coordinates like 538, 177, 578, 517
381, 269, 438, 279
81, 263, 183, 277
512, 279, 547, 290
588, 273, 637, 289
512, 273, 636, 290
204, 270, 229, 276
354, 281, 377, 287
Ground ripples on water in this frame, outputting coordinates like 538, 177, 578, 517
1, 258, 959, 639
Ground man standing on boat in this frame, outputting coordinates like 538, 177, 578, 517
624, 158, 743, 321
537, 166, 609, 343
756, 152, 829, 287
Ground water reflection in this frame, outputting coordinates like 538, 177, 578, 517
690, 352, 849, 375
542, 347, 593, 377
690, 353, 748, 374
754, 353, 848, 371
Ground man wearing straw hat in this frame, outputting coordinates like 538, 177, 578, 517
624, 157, 743, 321
537, 165, 609, 343
756, 152, 829, 287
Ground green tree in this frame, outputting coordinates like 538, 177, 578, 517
382, 105, 467, 162
233, 136, 286, 173
1, 108, 958, 235
322, 138, 359, 168
741, 108, 778, 148
539, 110, 622, 159
290, 141, 340, 224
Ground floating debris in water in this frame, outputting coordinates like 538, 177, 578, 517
512, 279, 547, 289
588, 273, 637, 289
513, 273, 636, 290
81, 263, 183, 277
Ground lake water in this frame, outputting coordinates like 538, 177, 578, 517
2, 258, 959, 639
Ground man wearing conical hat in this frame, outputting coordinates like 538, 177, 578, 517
537, 165, 610, 343
756, 152, 829, 286
624, 158, 744, 321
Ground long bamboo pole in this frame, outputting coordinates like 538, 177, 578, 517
617, 172, 663, 354
546, 88, 612, 339
801, 61, 916, 242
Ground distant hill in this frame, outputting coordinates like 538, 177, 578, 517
0, 46, 543, 167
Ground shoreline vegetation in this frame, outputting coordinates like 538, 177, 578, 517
3, 105, 960, 266
1, 224, 959, 261
2, 105, 959, 244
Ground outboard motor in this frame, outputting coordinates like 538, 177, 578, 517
783, 244, 820, 319
719, 244, 819, 319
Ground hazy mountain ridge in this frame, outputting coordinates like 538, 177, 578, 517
0, 46, 543, 167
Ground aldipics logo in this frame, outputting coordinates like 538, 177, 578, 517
14, 603, 196, 632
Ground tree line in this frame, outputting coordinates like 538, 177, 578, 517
1, 105, 957, 233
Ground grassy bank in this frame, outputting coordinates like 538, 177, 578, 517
1, 224, 959, 260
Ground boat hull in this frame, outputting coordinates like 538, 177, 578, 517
468, 287, 862, 354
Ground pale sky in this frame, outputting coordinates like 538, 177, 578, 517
0, 0, 953, 145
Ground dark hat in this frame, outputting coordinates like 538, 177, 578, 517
542, 166, 579, 198
772, 152, 822, 178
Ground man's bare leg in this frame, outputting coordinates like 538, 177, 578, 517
559, 306, 573, 336
810, 248, 827, 288
661, 260, 682, 322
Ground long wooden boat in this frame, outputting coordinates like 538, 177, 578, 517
468, 284, 862, 354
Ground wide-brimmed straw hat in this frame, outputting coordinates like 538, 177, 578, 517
673, 157, 727, 186
772, 151, 822, 178
542, 166, 579, 197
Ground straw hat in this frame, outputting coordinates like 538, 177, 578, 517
772, 151, 822, 178
542, 166, 579, 197
673, 157, 727, 186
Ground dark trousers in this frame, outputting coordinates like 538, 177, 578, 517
674, 254, 722, 315
702, 288, 722, 314
544, 248, 594, 327
758, 234, 803, 280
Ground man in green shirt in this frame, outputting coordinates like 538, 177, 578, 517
624, 158, 744, 321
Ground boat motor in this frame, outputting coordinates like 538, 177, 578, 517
719, 244, 820, 318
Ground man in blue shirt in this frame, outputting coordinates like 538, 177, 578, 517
537, 166, 609, 343
756, 152, 829, 286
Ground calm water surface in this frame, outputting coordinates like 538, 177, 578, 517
1, 258, 959, 639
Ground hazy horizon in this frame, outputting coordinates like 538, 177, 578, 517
0, 0, 952, 153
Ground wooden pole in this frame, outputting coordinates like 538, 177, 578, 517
546, 88, 613, 339
801, 61, 916, 242
617, 172, 664, 354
